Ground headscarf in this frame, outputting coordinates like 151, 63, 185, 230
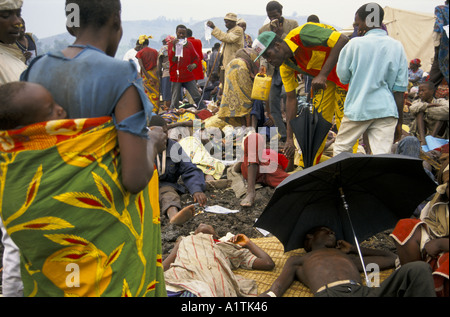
410, 58, 421, 66
0, 0, 22, 10
235, 48, 260, 78
164, 35, 175, 44
138, 35, 153, 45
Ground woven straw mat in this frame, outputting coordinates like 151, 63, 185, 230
234, 236, 394, 297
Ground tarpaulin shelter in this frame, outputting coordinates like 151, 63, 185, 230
340, 7, 436, 72
384, 7, 435, 72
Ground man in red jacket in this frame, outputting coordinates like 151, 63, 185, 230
187, 28, 204, 81
168, 25, 202, 109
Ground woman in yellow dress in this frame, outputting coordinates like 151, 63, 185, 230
217, 48, 260, 127
137, 35, 161, 113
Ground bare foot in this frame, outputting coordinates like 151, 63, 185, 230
206, 179, 231, 190
169, 205, 196, 225
240, 192, 255, 207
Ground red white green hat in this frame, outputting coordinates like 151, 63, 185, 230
252, 31, 277, 62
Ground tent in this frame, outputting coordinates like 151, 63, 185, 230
384, 7, 435, 72
340, 7, 436, 72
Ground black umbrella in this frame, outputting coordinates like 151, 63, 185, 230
290, 92, 332, 168
254, 152, 437, 282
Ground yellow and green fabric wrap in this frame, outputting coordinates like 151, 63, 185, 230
0, 117, 166, 297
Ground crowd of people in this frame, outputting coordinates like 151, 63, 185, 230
0, 0, 448, 298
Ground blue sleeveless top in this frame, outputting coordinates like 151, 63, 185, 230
21, 45, 152, 138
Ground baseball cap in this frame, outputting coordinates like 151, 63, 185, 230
252, 31, 277, 62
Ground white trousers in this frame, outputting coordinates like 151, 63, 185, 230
334, 116, 398, 156
0, 217, 23, 297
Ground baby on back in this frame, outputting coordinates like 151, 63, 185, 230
0, 82, 67, 130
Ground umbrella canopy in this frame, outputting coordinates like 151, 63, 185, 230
255, 152, 438, 252
291, 103, 332, 168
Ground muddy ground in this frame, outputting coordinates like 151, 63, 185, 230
158, 113, 419, 258
160, 184, 397, 260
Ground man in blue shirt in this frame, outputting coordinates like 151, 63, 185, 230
149, 115, 207, 225
334, 3, 408, 155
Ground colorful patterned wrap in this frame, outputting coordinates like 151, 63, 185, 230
0, 117, 166, 297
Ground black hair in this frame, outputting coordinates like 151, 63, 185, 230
420, 81, 436, 92
176, 24, 187, 32
186, 28, 193, 37
149, 114, 168, 128
210, 72, 219, 81
266, 1, 283, 13
65, 0, 121, 29
307, 15, 320, 23
303, 226, 329, 252
356, 3, 384, 27
0, 82, 27, 130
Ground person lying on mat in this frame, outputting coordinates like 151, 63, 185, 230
163, 223, 275, 297
259, 226, 436, 297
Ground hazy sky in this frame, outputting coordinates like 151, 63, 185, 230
22, 0, 445, 39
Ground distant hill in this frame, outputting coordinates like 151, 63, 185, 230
36, 15, 340, 59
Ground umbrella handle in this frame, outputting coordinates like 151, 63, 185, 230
339, 187, 371, 286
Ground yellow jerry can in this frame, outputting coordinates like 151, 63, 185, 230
251, 73, 272, 101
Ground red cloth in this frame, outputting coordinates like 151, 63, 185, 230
391, 218, 423, 244
136, 47, 158, 71
274, 151, 289, 170
168, 40, 200, 83
187, 37, 204, 81
433, 252, 449, 297
241, 133, 289, 188
195, 109, 213, 120
392, 218, 449, 297
286, 30, 348, 91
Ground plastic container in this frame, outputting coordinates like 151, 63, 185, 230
251, 73, 272, 101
